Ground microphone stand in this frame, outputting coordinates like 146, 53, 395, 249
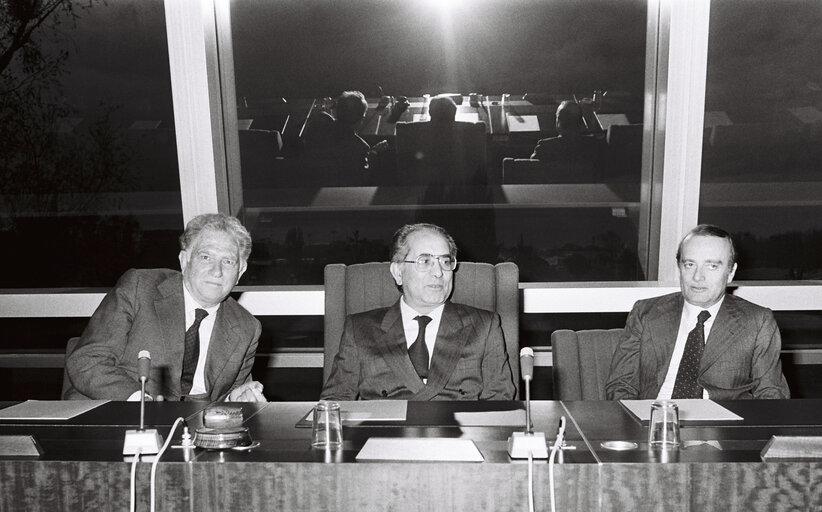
507, 373, 548, 459
123, 352, 164, 456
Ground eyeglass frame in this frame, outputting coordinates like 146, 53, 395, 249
401, 253, 458, 272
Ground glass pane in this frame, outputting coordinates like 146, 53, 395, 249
231, 0, 648, 284
700, 0, 822, 280
0, 0, 182, 287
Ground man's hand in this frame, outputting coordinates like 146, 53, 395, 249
227, 381, 266, 402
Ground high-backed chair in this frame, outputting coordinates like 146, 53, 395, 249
395, 121, 487, 186
550, 328, 623, 400
324, 261, 521, 397
61, 337, 80, 399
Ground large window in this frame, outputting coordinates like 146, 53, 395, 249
700, 0, 822, 281
231, 0, 649, 285
0, 0, 182, 289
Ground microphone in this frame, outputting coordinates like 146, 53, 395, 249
123, 350, 163, 456
138, 350, 151, 384
507, 347, 548, 459
520, 347, 534, 382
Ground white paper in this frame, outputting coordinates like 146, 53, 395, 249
356, 437, 484, 462
453, 409, 526, 426
0, 400, 109, 420
339, 400, 408, 422
619, 399, 743, 423
506, 114, 540, 132
595, 113, 629, 130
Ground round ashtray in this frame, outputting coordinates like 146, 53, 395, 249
202, 405, 243, 429
600, 440, 639, 451
193, 427, 252, 450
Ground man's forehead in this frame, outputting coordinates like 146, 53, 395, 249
681, 235, 731, 257
407, 230, 449, 252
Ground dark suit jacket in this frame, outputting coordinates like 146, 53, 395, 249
321, 301, 515, 401
605, 292, 790, 400
64, 269, 261, 401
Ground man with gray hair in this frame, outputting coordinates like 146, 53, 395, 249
65, 213, 266, 402
321, 223, 515, 401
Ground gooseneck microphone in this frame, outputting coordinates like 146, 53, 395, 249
137, 350, 151, 430
507, 347, 548, 459
520, 347, 535, 433
123, 350, 163, 455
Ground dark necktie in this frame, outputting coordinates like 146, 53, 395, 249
671, 310, 711, 399
181, 308, 208, 396
408, 315, 432, 380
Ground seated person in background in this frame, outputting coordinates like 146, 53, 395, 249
530, 100, 604, 179
321, 223, 515, 401
605, 224, 790, 400
302, 90, 385, 171
64, 213, 266, 402
396, 95, 487, 188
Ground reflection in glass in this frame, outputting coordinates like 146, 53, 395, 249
230, 0, 648, 284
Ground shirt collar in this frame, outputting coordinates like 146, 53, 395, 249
399, 296, 445, 324
182, 284, 221, 317
683, 294, 724, 324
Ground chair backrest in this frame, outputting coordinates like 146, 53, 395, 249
395, 121, 487, 186
324, 261, 521, 397
550, 328, 623, 400
61, 337, 80, 399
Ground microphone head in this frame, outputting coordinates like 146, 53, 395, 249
138, 350, 151, 382
519, 347, 534, 381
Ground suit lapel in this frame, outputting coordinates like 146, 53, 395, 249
650, 294, 684, 388
413, 302, 469, 401
699, 295, 740, 374
204, 301, 242, 393
154, 273, 186, 397
377, 302, 425, 395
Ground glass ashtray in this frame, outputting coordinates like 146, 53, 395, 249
600, 440, 639, 451
193, 426, 252, 450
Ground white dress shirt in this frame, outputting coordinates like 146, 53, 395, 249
182, 286, 220, 397
399, 298, 445, 383
657, 297, 724, 400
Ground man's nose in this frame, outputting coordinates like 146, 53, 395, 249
210, 262, 224, 277
693, 267, 705, 281
429, 261, 444, 277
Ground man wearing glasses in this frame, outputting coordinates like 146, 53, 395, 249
321, 223, 515, 400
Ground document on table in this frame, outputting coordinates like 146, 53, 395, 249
0, 400, 108, 420
453, 409, 526, 426
619, 399, 743, 425
356, 438, 484, 462
761, 436, 822, 461
506, 114, 540, 132
297, 400, 408, 427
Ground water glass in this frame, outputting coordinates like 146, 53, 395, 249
311, 400, 342, 449
648, 400, 680, 449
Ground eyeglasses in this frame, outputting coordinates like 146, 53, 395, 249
402, 254, 457, 272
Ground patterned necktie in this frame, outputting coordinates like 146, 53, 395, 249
671, 310, 711, 399
408, 315, 432, 380
181, 308, 208, 397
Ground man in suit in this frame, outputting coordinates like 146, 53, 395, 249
606, 224, 789, 400
321, 223, 515, 401
530, 100, 604, 180
64, 213, 266, 402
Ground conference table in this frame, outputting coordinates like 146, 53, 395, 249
1, 399, 820, 511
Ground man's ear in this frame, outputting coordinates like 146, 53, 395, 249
389, 262, 402, 286
178, 250, 187, 271
236, 260, 248, 284
727, 262, 738, 284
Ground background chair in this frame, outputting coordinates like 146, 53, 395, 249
394, 121, 487, 187
550, 328, 622, 400
61, 337, 80, 399
324, 261, 521, 397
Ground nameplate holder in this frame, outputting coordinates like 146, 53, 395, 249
0, 435, 44, 457
761, 436, 822, 462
